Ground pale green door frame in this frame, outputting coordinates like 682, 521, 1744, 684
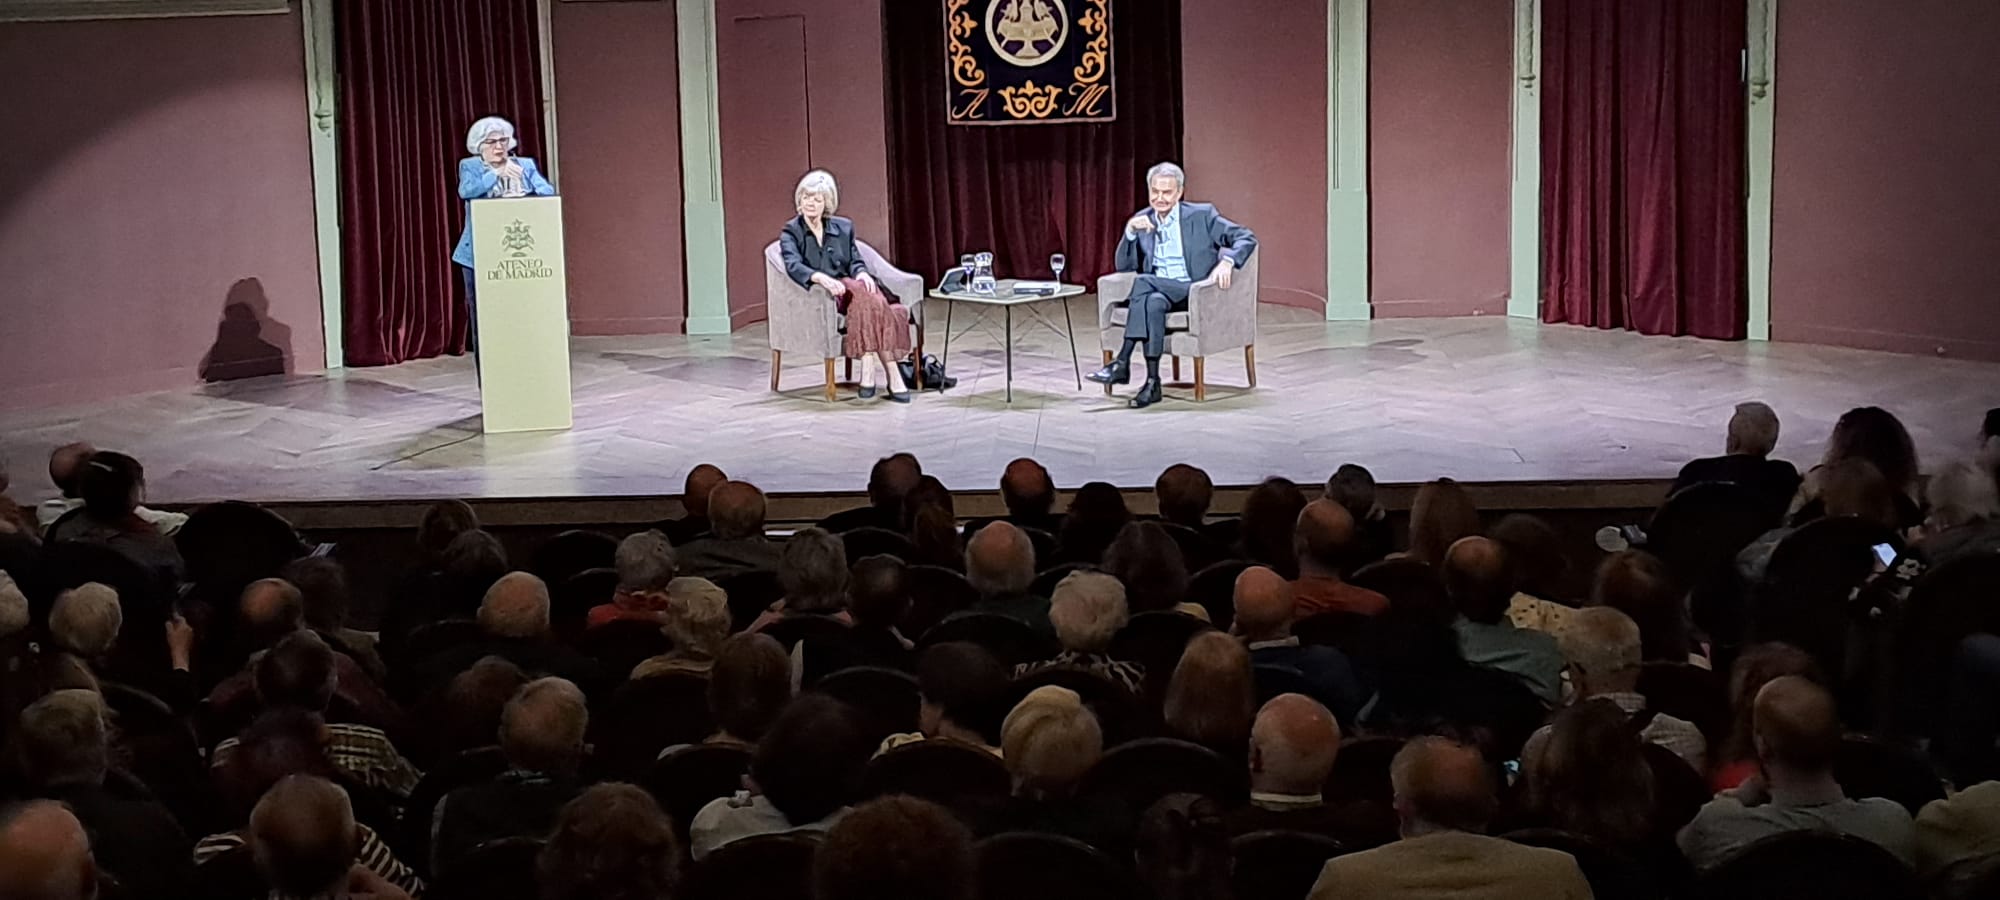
1508, 0, 1540, 319
1746, 0, 1776, 340
678, 0, 732, 335
1325, 0, 1371, 321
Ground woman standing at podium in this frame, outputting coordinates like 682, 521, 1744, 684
453, 116, 555, 352
779, 169, 914, 402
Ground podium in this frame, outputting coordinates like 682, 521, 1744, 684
469, 196, 573, 433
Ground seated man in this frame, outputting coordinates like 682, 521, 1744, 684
820, 453, 922, 534
1225, 693, 1396, 851
1670, 401, 1801, 524
17, 690, 190, 899
964, 458, 1063, 540
212, 631, 422, 806
946, 522, 1050, 635
1087, 162, 1257, 409
1232, 566, 1363, 722
250, 775, 413, 900
586, 530, 679, 629
1677, 675, 1915, 870
1292, 500, 1389, 619
0, 801, 101, 900
677, 481, 784, 579
431, 677, 589, 872
1531, 606, 1706, 772
1446, 537, 1564, 706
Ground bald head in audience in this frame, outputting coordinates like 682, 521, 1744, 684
683, 464, 728, 519
1155, 463, 1215, 528
708, 481, 769, 540
241, 578, 306, 648
966, 521, 1035, 598
249, 775, 358, 899
1753, 675, 1842, 776
47, 443, 96, 499
0, 801, 98, 900
49, 584, 120, 660
1442, 536, 1512, 625
500, 677, 589, 776
1391, 736, 1498, 837
479, 571, 552, 639
1231, 565, 1295, 642
1250, 693, 1341, 797
1294, 498, 1359, 579
1001, 458, 1056, 519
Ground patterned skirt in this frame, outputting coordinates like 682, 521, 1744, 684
840, 277, 913, 358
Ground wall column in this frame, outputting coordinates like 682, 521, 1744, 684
301, 0, 342, 367
1507, 0, 1540, 319
1325, 0, 1370, 320
1746, 0, 1776, 340
678, 0, 732, 334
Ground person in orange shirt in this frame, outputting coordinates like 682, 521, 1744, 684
1290, 500, 1389, 619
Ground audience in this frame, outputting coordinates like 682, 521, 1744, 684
1155, 463, 1215, 530
1712, 642, 1825, 792
537, 783, 680, 900
1542, 606, 1707, 771
953, 521, 1050, 633
879, 641, 1009, 756
44, 450, 185, 584
748, 526, 852, 633
0, 800, 100, 900
1236, 477, 1308, 578
1591, 549, 1701, 666
1291, 499, 1389, 618
431, 676, 589, 871
689, 694, 873, 859
705, 633, 794, 747
1515, 699, 1671, 862
1404, 478, 1482, 567
814, 795, 976, 900
47, 583, 121, 667
1015, 570, 1145, 695
1309, 736, 1592, 899
977, 456, 1064, 536
1164, 631, 1256, 761
904, 475, 964, 570
1056, 481, 1131, 564
1739, 456, 1902, 583
415, 571, 604, 697
249, 775, 412, 900
206, 588, 405, 746
823, 554, 915, 672
1231, 565, 1364, 721
1135, 793, 1234, 900
1323, 463, 1392, 568
661, 463, 729, 545
1672, 400, 1802, 524
1913, 779, 2000, 879
16, 689, 191, 898
995, 685, 1126, 852
37, 441, 188, 536
1226, 693, 1394, 849
1489, 513, 1577, 636
1102, 521, 1192, 614
1445, 537, 1564, 705
820, 453, 922, 533
630, 576, 732, 679
585, 529, 678, 629
427, 654, 530, 760
1911, 458, 2000, 567
281, 555, 389, 684
1794, 405, 1923, 528
1678, 675, 1915, 870
676, 480, 782, 578
213, 631, 421, 804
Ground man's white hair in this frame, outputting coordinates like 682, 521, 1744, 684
1726, 401, 1781, 457
1558, 606, 1642, 688
50, 583, 122, 658
1048, 571, 1128, 653
1145, 161, 1186, 190
795, 169, 840, 215
1927, 458, 2000, 529
466, 116, 518, 155
0, 572, 27, 639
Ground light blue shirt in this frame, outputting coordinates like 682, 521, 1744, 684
453, 156, 556, 267
1149, 205, 1190, 281
1453, 617, 1565, 705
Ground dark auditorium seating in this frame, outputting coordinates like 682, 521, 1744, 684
1030, 562, 1093, 600
1832, 734, 1945, 815
1504, 827, 1666, 900
552, 566, 619, 640
975, 832, 1143, 900
1186, 559, 1253, 630
574, 616, 671, 676
1636, 660, 1728, 747
587, 673, 714, 780
1323, 736, 1403, 808
1078, 737, 1247, 811
812, 665, 920, 745
1230, 829, 1346, 900
685, 832, 821, 900
902, 564, 976, 638
433, 835, 543, 900
1108, 611, 1213, 700
861, 739, 1012, 815
1349, 557, 1441, 609
528, 529, 618, 589
398, 745, 509, 874
756, 612, 852, 651
840, 525, 916, 562
1694, 831, 1923, 900
646, 743, 752, 845
918, 611, 1058, 666
715, 568, 785, 632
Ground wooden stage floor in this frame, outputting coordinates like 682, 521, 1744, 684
3, 303, 1994, 505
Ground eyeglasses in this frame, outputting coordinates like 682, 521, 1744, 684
479, 138, 510, 147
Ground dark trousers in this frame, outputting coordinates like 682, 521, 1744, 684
1122, 275, 1192, 354
460, 265, 480, 353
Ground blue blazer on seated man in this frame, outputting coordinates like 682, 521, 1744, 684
1089, 161, 1257, 409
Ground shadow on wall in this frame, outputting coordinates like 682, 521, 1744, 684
199, 277, 294, 382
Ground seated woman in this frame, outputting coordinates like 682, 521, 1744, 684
780, 169, 914, 402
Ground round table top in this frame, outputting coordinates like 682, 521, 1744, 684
927, 279, 1086, 304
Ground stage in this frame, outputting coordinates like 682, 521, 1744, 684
2, 301, 1992, 508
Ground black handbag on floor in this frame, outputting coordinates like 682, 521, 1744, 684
900, 354, 956, 391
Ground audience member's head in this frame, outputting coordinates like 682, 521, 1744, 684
778, 527, 849, 612
0, 800, 99, 900
904, 475, 962, 568
1324, 463, 1380, 522
537, 783, 680, 900
1389, 736, 1497, 837
614, 530, 676, 594
240, 578, 306, 648
846, 556, 909, 630
1722, 642, 1824, 764
499, 677, 589, 776
1589, 550, 1688, 662
1523, 699, 1654, 846
416, 499, 480, 565
1752, 675, 1842, 777
1442, 537, 1512, 625
1230, 565, 1295, 642
437, 655, 530, 757
1488, 513, 1571, 603
1817, 457, 1901, 528
708, 480, 769, 540
1164, 631, 1255, 754
1924, 458, 2000, 531
0, 572, 28, 640
16, 690, 109, 790
479, 571, 552, 639
248, 775, 357, 899
1408, 479, 1482, 566
660, 577, 732, 659
752, 694, 874, 826
1047, 571, 1128, 654
915, 642, 1010, 746
1240, 477, 1309, 577
1134, 793, 1232, 900
218, 708, 339, 821
682, 464, 729, 520
965, 521, 1035, 599
279, 556, 352, 634
48, 584, 120, 660
1002, 685, 1103, 799
1155, 464, 1214, 528
710, 633, 793, 743
47, 442, 96, 500
1294, 498, 1360, 578
75, 452, 143, 521
1726, 401, 1782, 457
1059, 481, 1131, 563
1558, 606, 1643, 697
1824, 406, 1919, 494
813, 795, 975, 900
1102, 520, 1190, 613
442, 529, 510, 612
253, 630, 338, 712
1000, 458, 1056, 519
1249, 693, 1340, 797
869, 453, 925, 514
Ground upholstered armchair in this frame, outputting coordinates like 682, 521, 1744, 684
764, 240, 925, 401
1095, 252, 1259, 401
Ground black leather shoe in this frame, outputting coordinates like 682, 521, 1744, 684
1128, 377, 1163, 408
887, 391, 911, 404
1086, 361, 1131, 385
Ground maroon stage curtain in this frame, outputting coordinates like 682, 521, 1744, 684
1541, 0, 1747, 339
335, 0, 547, 366
884, 0, 1183, 283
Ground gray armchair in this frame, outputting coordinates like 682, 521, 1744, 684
1095, 252, 1259, 401
764, 240, 925, 401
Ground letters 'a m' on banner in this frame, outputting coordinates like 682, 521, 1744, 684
945, 0, 1113, 125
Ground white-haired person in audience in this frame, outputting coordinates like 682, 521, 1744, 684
35, 441, 187, 535
1670, 401, 1802, 523
16, 690, 191, 898
416, 571, 604, 697
453, 115, 554, 353
47, 584, 120, 669
748, 526, 853, 634
778, 168, 915, 401
432, 677, 588, 872
630, 576, 731, 679
1527, 606, 1707, 772
1308, 736, 1591, 899
0, 800, 101, 900
586, 529, 680, 629
992, 685, 1133, 854
1013, 571, 1145, 695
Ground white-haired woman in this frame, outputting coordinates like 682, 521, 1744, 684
453, 116, 555, 350
779, 169, 914, 401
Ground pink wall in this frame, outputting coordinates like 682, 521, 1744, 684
1770, 1, 2000, 361
715, 0, 888, 327
550, 1, 686, 336
1182, 0, 1328, 312
1367, 0, 1513, 318
0, 11, 322, 409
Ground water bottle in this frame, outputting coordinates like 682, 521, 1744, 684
971, 252, 997, 295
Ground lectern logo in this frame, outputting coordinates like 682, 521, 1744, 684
986, 0, 1066, 67
502, 220, 536, 259
486, 219, 554, 282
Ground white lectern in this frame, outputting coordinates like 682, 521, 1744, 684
469, 196, 573, 433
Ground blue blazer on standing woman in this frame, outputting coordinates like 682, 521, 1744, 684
452, 156, 555, 267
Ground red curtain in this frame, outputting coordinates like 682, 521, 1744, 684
1541, 0, 1747, 339
336, 0, 547, 366
884, 0, 1183, 282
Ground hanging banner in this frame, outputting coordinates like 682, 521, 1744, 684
945, 0, 1114, 125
